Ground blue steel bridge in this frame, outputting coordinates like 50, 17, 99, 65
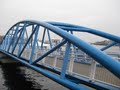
0, 20, 120, 90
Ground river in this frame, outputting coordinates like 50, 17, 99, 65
0, 63, 68, 90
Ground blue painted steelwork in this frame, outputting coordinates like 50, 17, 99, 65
17, 23, 27, 56
11, 27, 24, 54
0, 20, 120, 90
18, 25, 39, 57
25, 30, 30, 48
0, 50, 89, 90
11, 24, 20, 51
41, 28, 46, 49
7, 29, 14, 51
48, 22, 120, 43
30, 25, 35, 48
4, 33, 9, 51
29, 25, 39, 64
61, 42, 71, 78
101, 41, 118, 51
7, 26, 19, 52
47, 29, 52, 49
32, 39, 67, 64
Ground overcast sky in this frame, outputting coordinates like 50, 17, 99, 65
0, 0, 120, 42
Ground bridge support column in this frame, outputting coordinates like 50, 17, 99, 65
68, 56, 74, 75
89, 60, 96, 82
61, 42, 71, 78
53, 55, 57, 68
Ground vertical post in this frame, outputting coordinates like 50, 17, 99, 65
4, 35, 7, 51
4, 35, 8, 51
36, 41, 39, 49
35, 48, 38, 60
41, 28, 46, 49
68, 45, 76, 75
3, 40, 5, 50
89, 60, 96, 82
3, 38, 6, 50
29, 25, 39, 64
3, 33, 9, 51
7, 25, 19, 52
61, 42, 71, 79
68, 54, 74, 74
47, 29, 52, 49
11, 29, 24, 54
17, 23, 27, 56
40, 28, 46, 60
17, 24, 38, 58
53, 55, 57, 68
6, 31, 11, 51
25, 30, 30, 48
25, 30, 28, 39
7, 29, 14, 51
30, 25, 35, 48
68, 31, 75, 75
11, 24, 20, 52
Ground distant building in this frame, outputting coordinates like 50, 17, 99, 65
37, 41, 50, 50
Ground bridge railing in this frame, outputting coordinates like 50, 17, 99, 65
32, 46, 120, 88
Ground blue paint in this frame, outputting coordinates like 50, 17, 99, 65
101, 41, 117, 51
0, 20, 120, 90
29, 25, 39, 64
18, 25, 38, 57
25, 30, 30, 48
11, 24, 20, 53
17, 23, 27, 56
7, 25, 19, 52
7, 30, 14, 51
48, 22, 120, 43
32, 40, 67, 64
61, 42, 71, 78
47, 29, 52, 49
0, 50, 89, 90
11, 28, 23, 54
41, 28, 46, 49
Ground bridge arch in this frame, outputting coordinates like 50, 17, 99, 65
0, 20, 120, 90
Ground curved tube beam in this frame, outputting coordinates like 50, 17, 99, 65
48, 22, 120, 43
0, 20, 120, 79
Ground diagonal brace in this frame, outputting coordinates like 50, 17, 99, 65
18, 25, 39, 57
101, 41, 118, 51
32, 39, 67, 64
